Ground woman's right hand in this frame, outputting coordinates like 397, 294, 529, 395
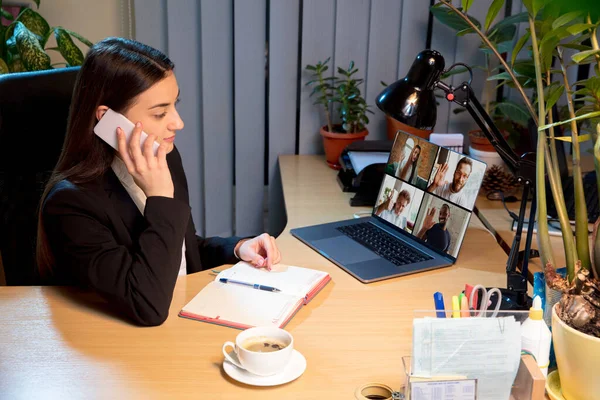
117, 122, 174, 198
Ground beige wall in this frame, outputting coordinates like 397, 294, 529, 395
15, 0, 132, 64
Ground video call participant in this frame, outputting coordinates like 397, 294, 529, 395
396, 145, 421, 183
417, 204, 451, 253
427, 157, 472, 208
375, 189, 411, 230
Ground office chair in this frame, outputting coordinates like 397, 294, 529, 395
0, 67, 80, 285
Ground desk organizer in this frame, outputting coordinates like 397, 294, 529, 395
396, 310, 545, 400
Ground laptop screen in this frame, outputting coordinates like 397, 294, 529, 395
372, 130, 486, 261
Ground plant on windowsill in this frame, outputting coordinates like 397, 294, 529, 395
433, 0, 600, 398
305, 58, 373, 170
0, 0, 92, 73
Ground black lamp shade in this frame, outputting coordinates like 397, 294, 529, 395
376, 50, 445, 131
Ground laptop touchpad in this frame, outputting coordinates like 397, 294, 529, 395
312, 236, 379, 264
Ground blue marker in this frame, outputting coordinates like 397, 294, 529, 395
433, 292, 446, 318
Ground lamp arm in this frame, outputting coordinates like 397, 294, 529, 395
435, 79, 535, 309
434, 80, 521, 175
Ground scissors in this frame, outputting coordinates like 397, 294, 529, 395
468, 284, 501, 317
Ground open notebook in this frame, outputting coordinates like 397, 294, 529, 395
179, 262, 331, 329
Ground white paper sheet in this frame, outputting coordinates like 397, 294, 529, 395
347, 151, 390, 174
412, 317, 521, 400
216, 262, 328, 299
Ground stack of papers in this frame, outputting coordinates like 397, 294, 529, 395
412, 317, 521, 400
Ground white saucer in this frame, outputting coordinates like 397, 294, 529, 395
223, 349, 307, 386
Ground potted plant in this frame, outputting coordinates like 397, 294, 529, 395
1, 1, 91, 73
305, 58, 373, 169
433, 1, 600, 398
430, 3, 533, 154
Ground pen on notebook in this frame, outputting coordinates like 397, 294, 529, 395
433, 292, 446, 318
219, 278, 281, 293
452, 295, 460, 318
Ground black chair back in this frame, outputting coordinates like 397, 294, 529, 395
0, 67, 80, 285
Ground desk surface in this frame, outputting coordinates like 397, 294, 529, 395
1, 155, 515, 399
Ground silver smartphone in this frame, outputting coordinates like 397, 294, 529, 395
93, 108, 159, 156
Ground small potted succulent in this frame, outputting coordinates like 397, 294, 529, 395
305, 58, 373, 169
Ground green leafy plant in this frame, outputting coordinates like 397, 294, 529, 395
433, 0, 600, 337
0, 0, 92, 74
305, 58, 373, 134
431, 2, 533, 149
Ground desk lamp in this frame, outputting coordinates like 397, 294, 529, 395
377, 50, 534, 310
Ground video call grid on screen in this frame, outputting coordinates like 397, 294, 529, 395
373, 130, 486, 259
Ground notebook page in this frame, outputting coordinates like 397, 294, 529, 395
181, 281, 302, 328
216, 262, 328, 298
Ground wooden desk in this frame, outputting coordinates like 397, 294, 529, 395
0, 155, 515, 399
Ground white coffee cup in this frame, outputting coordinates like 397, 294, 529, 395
222, 326, 294, 376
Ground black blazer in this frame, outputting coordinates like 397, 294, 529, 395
43, 147, 241, 326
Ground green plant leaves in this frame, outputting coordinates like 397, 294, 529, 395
462, 0, 474, 14
573, 77, 600, 101
485, 0, 505, 31
430, 5, 481, 33
551, 11, 583, 30
522, 0, 547, 18
59, 28, 93, 48
16, 8, 49, 38
572, 49, 600, 64
0, 58, 8, 74
539, 111, 600, 131
539, 35, 560, 71
12, 21, 50, 71
440, 65, 469, 79
8, 57, 25, 72
1, 8, 13, 21
492, 11, 529, 32
544, 82, 565, 110
54, 28, 84, 66
493, 100, 531, 124
511, 30, 530, 66
488, 24, 516, 44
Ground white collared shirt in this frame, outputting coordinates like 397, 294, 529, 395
111, 157, 187, 276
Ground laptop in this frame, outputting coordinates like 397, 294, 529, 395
291, 130, 487, 283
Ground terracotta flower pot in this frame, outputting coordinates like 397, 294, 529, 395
385, 115, 432, 141
320, 125, 368, 170
468, 129, 509, 152
551, 304, 600, 400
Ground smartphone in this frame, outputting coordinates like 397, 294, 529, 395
94, 108, 159, 156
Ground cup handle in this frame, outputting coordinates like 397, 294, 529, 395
222, 341, 245, 370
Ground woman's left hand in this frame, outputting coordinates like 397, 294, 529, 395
236, 233, 281, 270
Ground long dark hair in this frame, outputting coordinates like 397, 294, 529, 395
408, 145, 421, 183
36, 37, 175, 277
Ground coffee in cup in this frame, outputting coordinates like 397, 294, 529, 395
241, 336, 288, 353
222, 326, 293, 376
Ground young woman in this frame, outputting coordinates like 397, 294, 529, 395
395, 144, 421, 184
36, 38, 281, 326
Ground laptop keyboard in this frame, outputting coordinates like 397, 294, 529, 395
336, 222, 432, 266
